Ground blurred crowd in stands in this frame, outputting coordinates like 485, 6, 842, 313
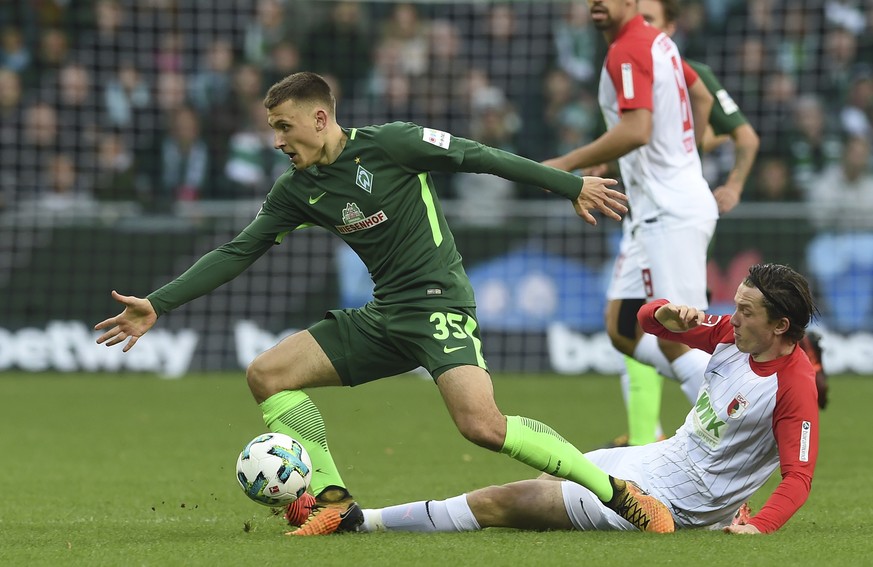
0, 0, 871, 214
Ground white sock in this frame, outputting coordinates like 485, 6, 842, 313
360, 508, 386, 532
361, 495, 480, 533
632, 333, 675, 379
670, 348, 709, 403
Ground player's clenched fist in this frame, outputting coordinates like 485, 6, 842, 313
653, 303, 706, 333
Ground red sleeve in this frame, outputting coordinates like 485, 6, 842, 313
682, 59, 698, 88
604, 37, 654, 112
638, 299, 734, 354
748, 353, 819, 533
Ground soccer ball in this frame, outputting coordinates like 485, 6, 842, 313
235, 433, 312, 507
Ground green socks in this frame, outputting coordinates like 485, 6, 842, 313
262, 394, 621, 502
625, 356, 663, 446
500, 415, 613, 502
259, 390, 345, 496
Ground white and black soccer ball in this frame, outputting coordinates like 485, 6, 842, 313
236, 433, 312, 507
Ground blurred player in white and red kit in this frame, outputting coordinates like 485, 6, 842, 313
545, 0, 717, 423
358, 263, 820, 534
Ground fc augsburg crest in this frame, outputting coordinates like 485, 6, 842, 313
356, 164, 374, 193
341, 202, 365, 225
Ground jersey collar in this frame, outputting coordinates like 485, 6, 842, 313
614, 14, 648, 43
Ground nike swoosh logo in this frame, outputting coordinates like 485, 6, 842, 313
309, 192, 327, 204
443, 345, 467, 353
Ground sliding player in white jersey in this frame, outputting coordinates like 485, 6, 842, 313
544, 0, 718, 425
358, 263, 820, 534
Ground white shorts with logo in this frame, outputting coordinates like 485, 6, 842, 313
606, 217, 715, 309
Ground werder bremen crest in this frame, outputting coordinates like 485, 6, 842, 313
341, 202, 365, 224
356, 164, 374, 193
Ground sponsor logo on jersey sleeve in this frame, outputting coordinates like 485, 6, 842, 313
356, 164, 374, 193
799, 420, 811, 462
716, 89, 739, 115
621, 63, 635, 100
701, 314, 722, 326
423, 127, 451, 149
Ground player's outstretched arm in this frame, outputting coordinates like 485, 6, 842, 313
544, 109, 652, 173
94, 290, 158, 352
653, 303, 705, 333
574, 176, 627, 226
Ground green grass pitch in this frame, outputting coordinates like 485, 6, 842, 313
1, 372, 871, 566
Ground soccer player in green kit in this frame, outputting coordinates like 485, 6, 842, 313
94, 72, 677, 535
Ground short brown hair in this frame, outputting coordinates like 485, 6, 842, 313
263, 71, 335, 112
743, 263, 818, 343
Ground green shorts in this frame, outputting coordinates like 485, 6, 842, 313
308, 302, 488, 387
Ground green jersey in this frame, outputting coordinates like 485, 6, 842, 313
148, 121, 584, 316
687, 59, 748, 136
685, 59, 749, 136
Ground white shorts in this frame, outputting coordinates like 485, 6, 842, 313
606, 218, 715, 309
606, 220, 645, 301
560, 447, 670, 532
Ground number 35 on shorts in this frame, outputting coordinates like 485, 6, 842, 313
429, 311, 486, 366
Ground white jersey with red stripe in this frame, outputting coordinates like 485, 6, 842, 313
633, 300, 819, 532
598, 16, 717, 227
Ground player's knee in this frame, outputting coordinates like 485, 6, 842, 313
606, 331, 636, 356
616, 298, 645, 340
606, 298, 645, 355
657, 337, 689, 361
468, 485, 514, 524
246, 355, 280, 401
456, 415, 504, 451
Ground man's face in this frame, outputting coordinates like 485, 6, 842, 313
638, 0, 675, 34
587, 0, 633, 31
267, 99, 325, 170
729, 284, 784, 356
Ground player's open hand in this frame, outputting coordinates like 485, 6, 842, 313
654, 303, 705, 333
94, 290, 158, 352
723, 523, 761, 535
575, 176, 627, 225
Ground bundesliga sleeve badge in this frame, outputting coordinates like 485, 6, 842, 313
422, 127, 452, 149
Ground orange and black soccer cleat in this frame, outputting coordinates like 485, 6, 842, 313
286, 489, 363, 536
605, 476, 675, 533
283, 492, 316, 527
